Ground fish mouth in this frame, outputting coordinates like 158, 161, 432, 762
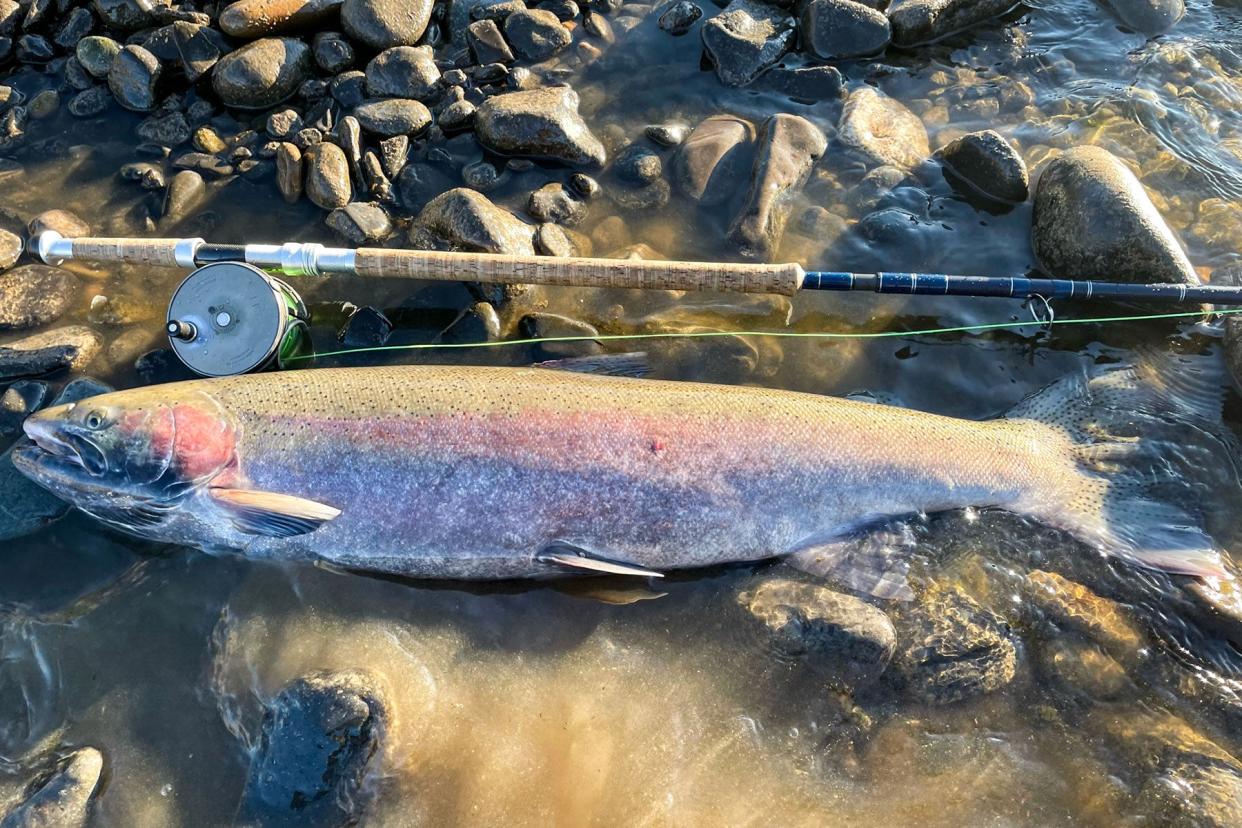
21, 418, 108, 477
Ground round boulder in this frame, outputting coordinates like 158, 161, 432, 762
211, 37, 311, 110
107, 44, 160, 112
934, 129, 1029, 203
1031, 146, 1198, 285
341, 0, 433, 50
0, 265, 79, 331
838, 86, 929, 170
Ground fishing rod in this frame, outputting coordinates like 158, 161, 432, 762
33, 231, 1240, 377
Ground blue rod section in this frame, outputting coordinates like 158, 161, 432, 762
801, 272, 1242, 305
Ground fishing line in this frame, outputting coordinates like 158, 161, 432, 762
287, 307, 1242, 363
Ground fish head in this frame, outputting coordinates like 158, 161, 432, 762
12, 385, 238, 531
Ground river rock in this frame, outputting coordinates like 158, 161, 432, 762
0, 747, 104, 828
341, 0, 433, 49
1023, 570, 1144, 660
219, 0, 344, 37
236, 670, 389, 828
0, 326, 101, 380
739, 578, 896, 692
161, 169, 207, 225
528, 182, 587, 225
504, 9, 572, 60
659, 0, 702, 34
1099, 0, 1183, 35
107, 44, 160, 112
467, 18, 515, 63
29, 210, 90, 238
727, 113, 827, 261
169, 21, 224, 81
304, 141, 352, 208
435, 300, 502, 343
0, 266, 78, 332
326, 202, 392, 242
838, 86, 929, 169
935, 129, 1028, 203
1032, 146, 1198, 284
211, 37, 311, 110
475, 87, 607, 167
76, 35, 119, 77
365, 45, 440, 100
0, 381, 46, 445
353, 98, 432, 136
415, 187, 536, 254
886, 0, 1018, 46
313, 30, 354, 72
0, 228, 19, 271
801, 0, 891, 60
893, 583, 1017, 705
92, 0, 169, 30
701, 0, 796, 87
672, 114, 754, 205
275, 141, 303, 203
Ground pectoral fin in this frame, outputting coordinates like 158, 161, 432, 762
785, 523, 917, 601
210, 487, 341, 538
537, 542, 664, 578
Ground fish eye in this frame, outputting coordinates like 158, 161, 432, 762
84, 410, 106, 430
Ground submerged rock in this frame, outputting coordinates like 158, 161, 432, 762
701, 0, 796, 88
886, 0, 1017, 46
211, 37, 311, 110
727, 113, 827, 261
1023, 570, 1144, 660
474, 87, 607, 167
838, 87, 929, 170
801, 0, 891, 60
672, 114, 755, 205
0, 747, 104, 828
0, 228, 20, 271
1098, 0, 1183, 35
415, 187, 536, 254
236, 670, 389, 828
76, 35, 120, 77
528, 182, 587, 226
935, 129, 1028, 203
739, 578, 896, 692
1032, 146, 1198, 285
659, 0, 702, 34
0, 327, 102, 379
0, 265, 79, 332
326, 202, 392, 243
893, 583, 1017, 705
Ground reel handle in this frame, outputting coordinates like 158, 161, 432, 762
351, 248, 806, 296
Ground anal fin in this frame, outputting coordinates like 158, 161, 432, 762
785, 525, 917, 601
210, 487, 341, 538
537, 542, 664, 578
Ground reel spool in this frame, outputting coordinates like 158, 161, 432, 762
165, 262, 310, 377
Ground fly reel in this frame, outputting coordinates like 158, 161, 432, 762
165, 262, 310, 377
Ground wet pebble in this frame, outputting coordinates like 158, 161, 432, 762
474, 86, 607, 167
326, 202, 392, 243
672, 113, 754, 205
211, 37, 312, 110
353, 98, 432, 137
520, 312, 602, 358
801, 0, 890, 60
887, 0, 1017, 46
136, 111, 191, 146
396, 161, 455, 212
415, 186, 536, 253
107, 44, 161, 112
0, 265, 79, 332
0, 380, 45, 445
0, 227, 20, 270
219, 0, 345, 38
304, 141, 352, 209
275, 141, 303, 203
29, 209, 89, 238
739, 578, 897, 692
613, 143, 663, 184
438, 98, 477, 132
75, 34, 119, 77
700, 0, 796, 88
313, 31, 355, 73
192, 126, 226, 155
162, 169, 207, 224
1032, 146, 1198, 284
528, 182, 588, 225
504, 9, 572, 60
658, 0, 702, 34
569, 171, 600, 199
534, 221, 589, 256
462, 158, 505, 191
365, 45, 441, 100
935, 128, 1029, 203
341, 0, 434, 50
266, 108, 303, 139
236, 670, 390, 828
467, 19, 515, 64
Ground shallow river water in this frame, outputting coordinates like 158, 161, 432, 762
2, 0, 1242, 825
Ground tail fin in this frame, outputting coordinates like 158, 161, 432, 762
1009, 348, 1239, 579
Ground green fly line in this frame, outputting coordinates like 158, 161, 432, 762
286, 307, 1242, 363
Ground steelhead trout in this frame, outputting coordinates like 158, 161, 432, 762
11, 360, 1231, 593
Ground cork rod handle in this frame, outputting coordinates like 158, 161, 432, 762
353, 248, 806, 295
68, 237, 186, 267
